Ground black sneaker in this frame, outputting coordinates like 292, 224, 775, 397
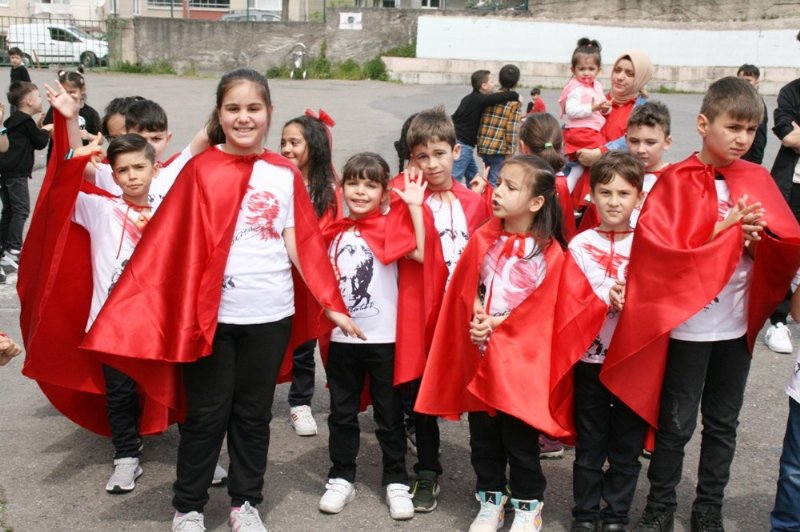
691, 509, 724, 532
571, 520, 599, 532
635, 505, 674, 531
411, 470, 440, 512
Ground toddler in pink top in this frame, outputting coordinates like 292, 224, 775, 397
559, 38, 611, 157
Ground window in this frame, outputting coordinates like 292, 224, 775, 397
148, 0, 230, 6
50, 28, 79, 42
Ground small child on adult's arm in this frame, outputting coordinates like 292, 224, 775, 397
559, 38, 611, 159
0, 334, 22, 366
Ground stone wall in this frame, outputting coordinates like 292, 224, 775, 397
112, 8, 423, 75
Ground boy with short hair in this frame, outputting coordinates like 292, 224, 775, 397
93, 98, 208, 208
0, 81, 50, 270
8, 47, 31, 84
477, 64, 522, 188
578, 100, 672, 232
451, 70, 519, 182
736, 64, 768, 165
402, 106, 490, 512
526, 87, 546, 115
624, 100, 672, 227
602, 77, 800, 531
551, 151, 648, 531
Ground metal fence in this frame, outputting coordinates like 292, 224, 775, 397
0, 16, 107, 68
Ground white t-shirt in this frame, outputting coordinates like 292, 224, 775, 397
217, 156, 296, 324
149, 146, 193, 210
72, 193, 150, 330
629, 172, 658, 228
94, 146, 193, 209
426, 194, 469, 283
94, 162, 122, 196
479, 234, 546, 316
671, 179, 753, 342
329, 228, 398, 344
569, 229, 633, 364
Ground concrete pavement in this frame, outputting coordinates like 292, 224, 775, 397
0, 70, 793, 531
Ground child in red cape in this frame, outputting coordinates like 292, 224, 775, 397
416, 155, 569, 532
80, 69, 359, 532
279, 110, 343, 437
19, 84, 186, 496
578, 101, 673, 234
317, 153, 426, 521
393, 106, 490, 512
550, 151, 648, 530
599, 77, 800, 530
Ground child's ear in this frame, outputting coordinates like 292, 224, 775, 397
452, 142, 461, 160
636, 190, 646, 208
518, 140, 531, 155
664, 134, 673, 150
696, 114, 710, 138
166, 131, 173, 144
528, 194, 545, 214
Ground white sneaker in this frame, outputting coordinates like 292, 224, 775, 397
229, 501, 267, 532
766, 323, 793, 353
469, 491, 506, 532
319, 478, 355, 514
289, 405, 318, 436
385, 483, 414, 520
105, 456, 143, 493
509, 499, 543, 532
212, 462, 227, 486
172, 511, 206, 532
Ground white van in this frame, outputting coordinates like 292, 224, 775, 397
7, 22, 108, 67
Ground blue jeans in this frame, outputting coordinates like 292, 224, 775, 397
771, 397, 800, 531
452, 141, 479, 184
480, 153, 505, 188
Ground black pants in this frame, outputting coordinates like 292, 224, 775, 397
572, 362, 647, 524
408, 379, 443, 475
172, 318, 292, 513
326, 342, 407, 486
0, 175, 30, 251
103, 365, 141, 459
646, 336, 751, 514
288, 339, 316, 407
468, 411, 546, 501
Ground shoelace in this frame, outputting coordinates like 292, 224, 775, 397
413, 478, 433, 494
696, 512, 723, 530
477, 500, 503, 520
234, 504, 262, 528
640, 508, 669, 526
325, 480, 351, 495
176, 513, 205, 532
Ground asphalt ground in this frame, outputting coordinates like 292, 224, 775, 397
0, 69, 795, 531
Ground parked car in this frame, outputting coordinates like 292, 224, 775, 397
221, 9, 281, 22
7, 22, 108, 67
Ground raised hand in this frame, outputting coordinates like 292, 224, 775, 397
393, 166, 428, 207
44, 81, 79, 119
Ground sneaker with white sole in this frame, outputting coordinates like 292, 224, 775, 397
509, 498, 543, 532
765, 323, 793, 354
229, 501, 267, 532
172, 511, 206, 532
0, 255, 17, 274
105, 456, 143, 493
319, 478, 355, 514
386, 483, 414, 520
289, 405, 318, 436
212, 462, 227, 486
469, 490, 507, 532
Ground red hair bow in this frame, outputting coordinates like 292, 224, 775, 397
305, 108, 336, 128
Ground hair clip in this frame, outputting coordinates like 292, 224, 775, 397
305, 108, 336, 128
544, 142, 554, 149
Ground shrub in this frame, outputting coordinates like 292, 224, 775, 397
362, 56, 388, 81
334, 58, 362, 80
383, 43, 415, 58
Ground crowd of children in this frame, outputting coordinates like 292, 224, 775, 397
3, 37, 800, 532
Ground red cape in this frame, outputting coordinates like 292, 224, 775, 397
549, 251, 608, 440
390, 175, 488, 384
556, 174, 577, 241
602, 155, 800, 428
415, 217, 570, 437
82, 148, 346, 368
19, 111, 182, 436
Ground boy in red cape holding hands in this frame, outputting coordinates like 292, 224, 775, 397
598, 77, 800, 531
